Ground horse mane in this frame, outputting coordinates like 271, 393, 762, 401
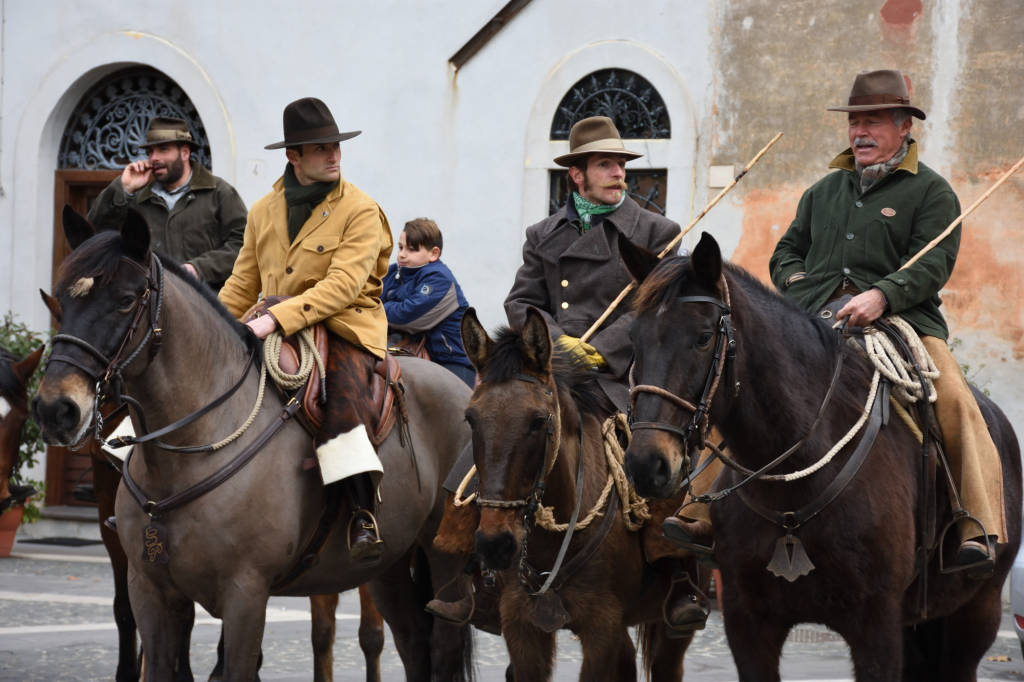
481, 327, 616, 420
634, 255, 842, 352
55, 232, 259, 358
0, 346, 22, 399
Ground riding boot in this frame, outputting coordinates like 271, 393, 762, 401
662, 516, 716, 565
663, 564, 709, 637
957, 535, 996, 579
344, 474, 383, 563
425, 558, 477, 625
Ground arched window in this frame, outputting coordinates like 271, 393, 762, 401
549, 68, 670, 215
58, 67, 212, 170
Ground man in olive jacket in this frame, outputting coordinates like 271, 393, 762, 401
770, 69, 1005, 569
219, 97, 393, 562
88, 117, 246, 291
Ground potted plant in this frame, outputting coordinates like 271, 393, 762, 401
0, 311, 49, 555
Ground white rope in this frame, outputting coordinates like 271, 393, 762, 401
863, 315, 939, 404
263, 328, 325, 390
209, 363, 267, 451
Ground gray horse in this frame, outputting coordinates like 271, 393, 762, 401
33, 207, 474, 681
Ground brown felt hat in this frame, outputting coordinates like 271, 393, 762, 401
827, 69, 926, 120
265, 97, 361, 150
141, 117, 197, 148
553, 116, 643, 167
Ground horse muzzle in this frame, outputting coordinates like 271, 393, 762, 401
474, 507, 522, 571
625, 431, 689, 499
31, 375, 95, 447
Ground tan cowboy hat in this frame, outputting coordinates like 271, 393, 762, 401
265, 97, 361, 150
553, 116, 643, 167
141, 117, 197, 148
827, 69, 926, 120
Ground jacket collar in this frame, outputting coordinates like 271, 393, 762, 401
269, 173, 348, 249
539, 195, 644, 262
137, 163, 217, 203
829, 138, 919, 175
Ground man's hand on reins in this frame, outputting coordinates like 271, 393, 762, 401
246, 313, 279, 339
837, 288, 888, 327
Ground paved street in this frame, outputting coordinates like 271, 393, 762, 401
1, 539, 1023, 681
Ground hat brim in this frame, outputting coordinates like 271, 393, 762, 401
265, 130, 361, 150
553, 138, 643, 167
827, 104, 926, 120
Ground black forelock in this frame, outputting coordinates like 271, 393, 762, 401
0, 346, 22, 400
481, 327, 615, 419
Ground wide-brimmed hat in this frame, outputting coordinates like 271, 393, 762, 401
141, 117, 197, 148
827, 69, 926, 120
265, 97, 361, 150
553, 116, 643, 167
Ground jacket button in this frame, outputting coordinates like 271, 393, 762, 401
855, 200, 863, 208
561, 301, 569, 309
317, 245, 324, 252
303, 304, 311, 311
897, 278, 906, 285
842, 267, 851, 275
561, 279, 569, 288
846, 233, 854, 240
285, 266, 293, 274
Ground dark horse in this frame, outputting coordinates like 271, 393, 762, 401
32, 207, 474, 681
40, 244, 388, 682
621, 233, 1022, 681
461, 307, 697, 681
0, 344, 44, 512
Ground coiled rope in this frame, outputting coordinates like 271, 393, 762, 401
863, 315, 939, 404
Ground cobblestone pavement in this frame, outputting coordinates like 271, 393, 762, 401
1, 540, 1023, 681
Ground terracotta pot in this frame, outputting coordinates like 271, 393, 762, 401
0, 505, 25, 557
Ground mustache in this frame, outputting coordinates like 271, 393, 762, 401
603, 180, 628, 190
853, 137, 877, 148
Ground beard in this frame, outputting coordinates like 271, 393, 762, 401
156, 154, 186, 187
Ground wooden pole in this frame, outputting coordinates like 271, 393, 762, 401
580, 132, 784, 343
899, 154, 1024, 271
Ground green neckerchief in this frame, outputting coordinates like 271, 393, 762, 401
572, 191, 625, 233
282, 164, 339, 242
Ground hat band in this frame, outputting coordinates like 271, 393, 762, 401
285, 124, 341, 144
848, 94, 910, 107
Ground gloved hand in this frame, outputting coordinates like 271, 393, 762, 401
556, 335, 607, 369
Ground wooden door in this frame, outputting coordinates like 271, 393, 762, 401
46, 170, 118, 506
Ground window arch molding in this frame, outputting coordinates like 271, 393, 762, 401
520, 40, 698, 233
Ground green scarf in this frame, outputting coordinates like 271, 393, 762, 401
572, 191, 625, 233
282, 164, 338, 242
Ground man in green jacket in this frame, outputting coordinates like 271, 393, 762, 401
770, 69, 1005, 570
88, 117, 247, 291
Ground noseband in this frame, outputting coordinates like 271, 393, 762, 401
628, 276, 736, 472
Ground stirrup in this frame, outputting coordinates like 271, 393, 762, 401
938, 512, 994, 578
347, 509, 383, 561
662, 571, 709, 638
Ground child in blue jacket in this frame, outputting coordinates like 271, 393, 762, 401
382, 218, 475, 387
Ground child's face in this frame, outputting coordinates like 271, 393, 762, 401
397, 233, 440, 268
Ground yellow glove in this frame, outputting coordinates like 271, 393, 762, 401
556, 335, 607, 369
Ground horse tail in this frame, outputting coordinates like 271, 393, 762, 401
637, 623, 657, 677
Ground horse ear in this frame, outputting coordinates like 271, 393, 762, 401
62, 204, 94, 250
460, 308, 493, 371
12, 345, 45, 385
39, 289, 62, 321
121, 209, 151, 263
520, 307, 552, 373
618, 233, 660, 284
691, 232, 722, 286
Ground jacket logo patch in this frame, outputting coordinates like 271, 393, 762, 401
420, 284, 433, 296
881, 207, 896, 217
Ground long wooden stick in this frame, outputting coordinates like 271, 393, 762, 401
580, 132, 784, 342
899, 154, 1024, 271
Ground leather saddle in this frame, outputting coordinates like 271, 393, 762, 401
242, 297, 402, 445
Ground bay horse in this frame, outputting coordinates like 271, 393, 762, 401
0, 344, 44, 512
620, 232, 1022, 681
32, 207, 474, 682
461, 307, 698, 681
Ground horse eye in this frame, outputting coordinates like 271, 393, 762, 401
117, 296, 136, 312
529, 415, 548, 433
696, 332, 714, 349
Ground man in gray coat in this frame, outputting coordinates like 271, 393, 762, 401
88, 117, 246, 291
505, 116, 680, 411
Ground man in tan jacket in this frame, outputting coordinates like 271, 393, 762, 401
219, 97, 393, 561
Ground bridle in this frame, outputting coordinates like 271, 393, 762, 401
628, 275, 737, 482
47, 253, 257, 454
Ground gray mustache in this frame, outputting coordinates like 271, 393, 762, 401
853, 137, 877, 148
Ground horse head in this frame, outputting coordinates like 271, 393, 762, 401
1, 344, 45, 501
32, 205, 156, 447
621, 232, 736, 499
461, 307, 563, 571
